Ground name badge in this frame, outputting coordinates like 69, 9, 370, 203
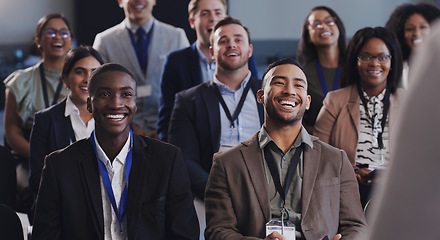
137, 85, 152, 98
266, 219, 295, 240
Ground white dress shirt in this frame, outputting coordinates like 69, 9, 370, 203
94, 131, 131, 240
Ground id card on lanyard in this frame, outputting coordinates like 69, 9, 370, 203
90, 129, 133, 233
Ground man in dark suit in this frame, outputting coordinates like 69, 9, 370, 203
205, 58, 367, 240
32, 63, 199, 240
157, 0, 258, 141
168, 17, 263, 201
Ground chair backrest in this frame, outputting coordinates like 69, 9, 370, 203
0, 145, 16, 208
0, 203, 24, 240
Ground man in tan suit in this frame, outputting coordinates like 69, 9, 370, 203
204, 58, 366, 240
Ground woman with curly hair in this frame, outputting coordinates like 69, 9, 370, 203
385, 3, 440, 88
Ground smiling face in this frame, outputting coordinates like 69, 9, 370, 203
307, 9, 339, 48
210, 23, 253, 72
35, 18, 72, 60
64, 56, 101, 107
257, 64, 310, 127
87, 71, 137, 138
404, 13, 431, 51
189, 0, 226, 49
357, 37, 391, 97
118, 0, 156, 26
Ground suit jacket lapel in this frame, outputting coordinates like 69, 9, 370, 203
127, 135, 149, 239
203, 82, 222, 152
189, 42, 203, 86
78, 139, 104, 239
301, 138, 321, 222
52, 99, 75, 147
249, 77, 264, 125
117, 21, 144, 79
241, 134, 271, 222
347, 85, 360, 135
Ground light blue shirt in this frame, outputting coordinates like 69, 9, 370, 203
213, 71, 261, 151
196, 41, 215, 83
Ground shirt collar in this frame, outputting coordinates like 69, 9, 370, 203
195, 41, 210, 64
94, 131, 132, 166
125, 17, 154, 35
213, 71, 251, 93
258, 125, 313, 152
64, 96, 79, 117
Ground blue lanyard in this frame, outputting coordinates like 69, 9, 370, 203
128, 24, 154, 71
316, 59, 340, 96
90, 130, 133, 233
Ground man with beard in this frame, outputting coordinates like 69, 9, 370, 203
204, 58, 367, 240
168, 17, 263, 202
157, 0, 259, 142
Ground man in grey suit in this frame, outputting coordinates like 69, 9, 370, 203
204, 58, 367, 240
93, 0, 189, 138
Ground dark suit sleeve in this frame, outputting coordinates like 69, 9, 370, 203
158, 53, 182, 142
165, 148, 200, 239
248, 54, 259, 79
338, 150, 368, 238
29, 111, 52, 195
32, 155, 62, 240
168, 92, 209, 200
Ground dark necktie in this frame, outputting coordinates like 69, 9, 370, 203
136, 27, 147, 72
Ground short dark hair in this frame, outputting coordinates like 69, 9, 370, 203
210, 16, 251, 45
88, 63, 137, 96
188, 0, 227, 18
342, 27, 403, 94
62, 45, 104, 78
385, 3, 440, 61
261, 58, 306, 89
297, 6, 347, 65
35, 13, 72, 47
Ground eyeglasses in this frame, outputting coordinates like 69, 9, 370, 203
309, 17, 336, 29
357, 54, 392, 63
42, 28, 71, 39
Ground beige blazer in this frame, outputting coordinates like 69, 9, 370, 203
314, 85, 402, 166
205, 133, 367, 240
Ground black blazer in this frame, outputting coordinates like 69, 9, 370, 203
168, 77, 264, 200
29, 98, 75, 194
157, 42, 259, 141
32, 134, 199, 240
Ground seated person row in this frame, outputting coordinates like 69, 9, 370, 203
314, 27, 404, 207
204, 58, 367, 240
29, 46, 103, 195
157, 0, 258, 142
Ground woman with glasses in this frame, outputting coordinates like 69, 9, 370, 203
385, 3, 440, 89
29, 46, 103, 195
314, 27, 403, 207
3, 13, 72, 212
297, 6, 347, 134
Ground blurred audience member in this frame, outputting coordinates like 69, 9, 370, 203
297, 6, 347, 134
385, 3, 440, 88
